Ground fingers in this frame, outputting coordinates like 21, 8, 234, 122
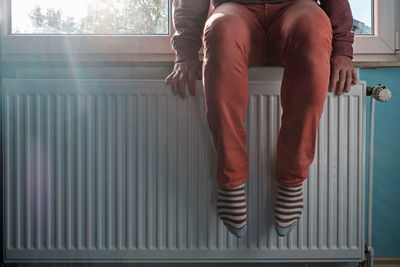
344, 70, 352, 93
172, 71, 180, 95
328, 66, 339, 92
178, 71, 187, 99
165, 65, 184, 97
165, 59, 202, 99
329, 55, 357, 96
335, 69, 346, 95
335, 70, 358, 95
188, 70, 196, 96
197, 62, 203, 80
351, 69, 358, 85
164, 72, 173, 86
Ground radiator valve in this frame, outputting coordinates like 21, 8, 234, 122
366, 84, 392, 102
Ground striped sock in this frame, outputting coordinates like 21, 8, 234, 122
274, 182, 304, 237
217, 182, 247, 238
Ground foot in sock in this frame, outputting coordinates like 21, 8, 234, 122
274, 182, 304, 237
217, 182, 247, 238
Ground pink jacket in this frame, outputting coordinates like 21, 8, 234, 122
171, 0, 355, 63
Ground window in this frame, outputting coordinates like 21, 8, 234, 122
0, 0, 398, 62
349, 0, 373, 35
1, 0, 174, 60
350, 0, 398, 61
11, 0, 168, 35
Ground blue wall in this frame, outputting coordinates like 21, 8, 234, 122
360, 68, 400, 257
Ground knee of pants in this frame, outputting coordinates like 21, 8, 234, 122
281, 15, 333, 106
285, 11, 333, 60
202, 14, 250, 61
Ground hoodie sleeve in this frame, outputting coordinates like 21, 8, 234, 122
170, 0, 211, 63
319, 0, 355, 58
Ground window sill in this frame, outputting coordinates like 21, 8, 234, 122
2, 52, 399, 68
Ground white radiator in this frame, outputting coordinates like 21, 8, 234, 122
2, 78, 366, 263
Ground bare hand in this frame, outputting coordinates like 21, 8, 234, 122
165, 58, 202, 99
328, 55, 358, 96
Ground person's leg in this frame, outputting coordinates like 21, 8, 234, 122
202, 2, 267, 237
202, 2, 267, 189
262, 0, 333, 235
264, 0, 333, 187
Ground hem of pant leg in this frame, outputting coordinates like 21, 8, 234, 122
275, 174, 305, 187
218, 171, 250, 189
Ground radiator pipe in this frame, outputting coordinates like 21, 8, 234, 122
365, 84, 391, 267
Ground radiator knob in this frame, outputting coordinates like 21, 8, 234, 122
372, 85, 392, 102
367, 84, 392, 102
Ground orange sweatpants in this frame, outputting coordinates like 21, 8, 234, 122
202, 0, 333, 188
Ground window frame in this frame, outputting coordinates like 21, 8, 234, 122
352, 0, 398, 61
0, 0, 398, 63
0, 0, 176, 61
